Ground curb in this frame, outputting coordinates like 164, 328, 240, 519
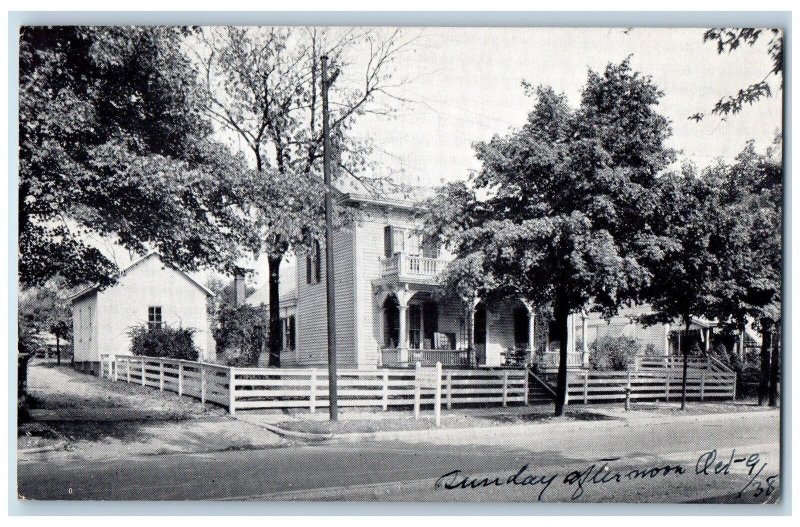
254, 422, 335, 442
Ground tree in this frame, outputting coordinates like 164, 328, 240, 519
690, 28, 783, 120
193, 27, 416, 366
423, 60, 674, 416
18, 277, 73, 359
639, 165, 723, 410
19, 26, 255, 289
707, 140, 782, 406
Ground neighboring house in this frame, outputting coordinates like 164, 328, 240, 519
70, 253, 214, 373
253, 191, 580, 370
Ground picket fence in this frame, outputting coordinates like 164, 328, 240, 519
99, 354, 528, 415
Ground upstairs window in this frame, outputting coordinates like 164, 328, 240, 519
306, 240, 322, 284
148, 306, 163, 330
384, 226, 406, 257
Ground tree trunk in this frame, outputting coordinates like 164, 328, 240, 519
267, 254, 283, 368
553, 301, 570, 417
758, 318, 772, 406
56, 334, 61, 365
681, 316, 690, 410
769, 321, 780, 407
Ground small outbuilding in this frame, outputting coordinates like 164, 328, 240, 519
70, 252, 213, 374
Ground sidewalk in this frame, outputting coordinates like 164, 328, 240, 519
18, 362, 286, 462
234, 399, 778, 443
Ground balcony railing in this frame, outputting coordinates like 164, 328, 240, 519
380, 253, 449, 281
380, 348, 472, 368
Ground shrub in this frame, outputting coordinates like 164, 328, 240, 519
128, 324, 199, 361
212, 305, 264, 367
589, 336, 642, 370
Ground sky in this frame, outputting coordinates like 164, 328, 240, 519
104, 26, 785, 290
352, 27, 782, 188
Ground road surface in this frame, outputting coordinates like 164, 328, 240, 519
17, 410, 780, 503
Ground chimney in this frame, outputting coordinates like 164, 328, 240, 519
234, 273, 246, 307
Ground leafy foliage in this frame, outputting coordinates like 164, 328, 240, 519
698, 28, 783, 117
588, 336, 642, 371
212, 305, 265, 367
193, 27, 417, 366
19, 26, 255, 289
423, 59, 675, 415
128, 325, 199, 361
18, 277, 73, 355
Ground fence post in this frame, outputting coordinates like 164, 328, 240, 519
228, 367, 236, 415
414, 361, 421, 420
435, 362, 442, 427
522, 371, 528, 406
583, 370, 589, 404
700, 372, 706, 402
310, 370, 317, 413
126, 360, 131, 383
626, 370, 632, 408
447, 372, 454, 409
502, 370, 508, 407
733, 372, 738, 400
141, 359, 146, 387
200, 364, 206, 404
113, 357, 118, 382
382, 370, 389, 411
159, 360, 164, 392
665, 372, 670, 402
178, 362, 183, 397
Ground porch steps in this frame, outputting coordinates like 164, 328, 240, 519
527, 368, 556, 406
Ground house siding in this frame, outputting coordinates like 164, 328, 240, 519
295, 227, 357, 367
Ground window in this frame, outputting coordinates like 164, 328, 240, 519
422, 233, 440, 259
148, 306, 163, 330
283, 315, 296, 351
306, 241, 322, 284
384, 226, 406, 257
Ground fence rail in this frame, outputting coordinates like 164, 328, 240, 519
563, 368, 736, 404
100, 354, 528, 414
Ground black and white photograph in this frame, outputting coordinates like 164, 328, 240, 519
11, 11, 786, 509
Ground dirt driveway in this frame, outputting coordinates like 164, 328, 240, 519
19, 362, 285, 462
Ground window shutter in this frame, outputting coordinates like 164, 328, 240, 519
392, 227, 406, 254
384, 226, 393, 258
314, 240, 322, 284
306, 252, 312, 284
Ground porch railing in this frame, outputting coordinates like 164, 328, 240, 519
380, 253, 448, 280
380, 347, 471, 367
536, 351, 585, 370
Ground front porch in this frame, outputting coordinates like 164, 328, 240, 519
374, 281, 540, 369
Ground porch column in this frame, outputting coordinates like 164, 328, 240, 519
567, 313, 576, 355
704, 328, 711, 352
663, 323, 670, 356
523, 301, 536, 365
396, 288, 412, 365
582, 312, 590, 367
465, 301, 476, 367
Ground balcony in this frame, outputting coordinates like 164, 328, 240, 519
379, 253, 449, 283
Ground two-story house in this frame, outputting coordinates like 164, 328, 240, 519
268, 191, 573, 369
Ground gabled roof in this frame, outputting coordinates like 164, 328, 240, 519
69, 252, 214, 303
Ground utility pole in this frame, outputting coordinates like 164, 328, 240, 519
321, 55, 339, 421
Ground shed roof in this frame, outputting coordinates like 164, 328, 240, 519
69, 252, 214, 303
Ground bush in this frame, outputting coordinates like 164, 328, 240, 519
589, 336, 642, 370
128, 324, 199, 360
212, 305, 264, 367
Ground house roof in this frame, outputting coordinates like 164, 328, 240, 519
68, 252, 214, 303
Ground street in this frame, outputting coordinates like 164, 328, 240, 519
18, 410, 780, 503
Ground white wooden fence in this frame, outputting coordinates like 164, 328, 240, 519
100, 354, 528, 415
561, 355, 736, 404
